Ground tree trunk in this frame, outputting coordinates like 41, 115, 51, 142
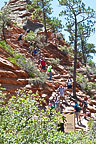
41, 0, 47, 43
73, 15, 77, 99
2, 23, 6, 42
81, 39, 86, 66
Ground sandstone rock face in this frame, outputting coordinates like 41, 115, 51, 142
3, 0, 44, 32
0, 43, 29, 96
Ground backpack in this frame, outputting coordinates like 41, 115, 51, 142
83, 101, 87, 108
75, 104, 81, 112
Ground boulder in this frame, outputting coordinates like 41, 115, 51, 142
87, 105, 96, 113
42, 94, 49, 101
0, 57, 19, 70
0, 70, 17, 78
13, 70, 29, 78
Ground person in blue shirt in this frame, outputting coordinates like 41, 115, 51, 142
18, 33, 23, 47
74, 101, 81, 125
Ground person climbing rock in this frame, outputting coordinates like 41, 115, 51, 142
18, 33, 23, 47
32, 42, 39, 56
49, 102, 55, 116
41, 57, 46, 71
47, 65, 52, 80
33, 47, 39, 56
74, 101, 81, 125
26, 28, 30, 33
58, 85, 65, 97
82, 97, 88, 119
55, 96, 60, 113
24, 28, 30, 36
18, 33, 23, 41
67, 77, 72, 89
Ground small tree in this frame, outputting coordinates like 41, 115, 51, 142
28, 0, 63, 42
0, 9, 10, 42
58, 0, 95, 99
28, 0, 53, 42
77, 22, 96, 66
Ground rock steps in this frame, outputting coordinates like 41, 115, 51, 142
0, 18, 95, 132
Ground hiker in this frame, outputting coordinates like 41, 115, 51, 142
18, 33, 23, 47
26, 28, 30, 33
38, 55, 42, 69
49, 102, 55, 116
82, 97, 88, 119
41, 58, 46, 71
55, 96, 60, 113
67, 77, 72, 89
47, 65, 52, 80
74, 101, 81, 125
58, 85, 65, 97
18, 33, 23, 41
33, 47, 39, 56
24, 28, 30, 36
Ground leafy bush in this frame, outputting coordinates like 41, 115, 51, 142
86, 66, 96, 75
76, 72, 96, 96
87, 59, 95, 67
9, 54, 48, 83
58, 45, 73, 57
24, 31, 36, 41
0, 90, 96, 144
0, 40, 14, 55
48, 58, 60, 65
88, 118, 96, 141
29, 72, 48, 85
67, 65, 74, 72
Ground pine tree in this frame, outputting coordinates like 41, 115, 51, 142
0, 9, 10, 42
28, 0, 63, 42
58, 0, 95, 99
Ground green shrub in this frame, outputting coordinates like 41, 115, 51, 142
48, 58, 60, 65
58, 45, 73, 57
29, 72, 48, 84
0, 40, 14, 55
67, 65, 74, 72
87, 59, 95, 67
0, 90, 96, 144
25, 31, 36, 41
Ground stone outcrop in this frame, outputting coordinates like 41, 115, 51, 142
2, 0, 44, 32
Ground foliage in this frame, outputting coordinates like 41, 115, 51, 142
29, 72, 48, 85
87, 67, 96, 76
24, 31, 36, 41
35, 34, 49, 48
0, 90, 96, 144
76, 72, 96, 96
48, 58, 60, 65
48, 17, 63, 32
0, 40, 14, 55
58, 0, 96, 98
88, 118, 96, 141
58, 45, 73, 56
0, 41, 47, 83
87, 59, 96, 67
0, 8, 10, 41
67, 65, 74, 72
28, 0, 63, 41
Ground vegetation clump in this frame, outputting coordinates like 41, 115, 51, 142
0, 90, 96, 144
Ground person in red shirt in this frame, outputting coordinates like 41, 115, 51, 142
41, 58, 46, 71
